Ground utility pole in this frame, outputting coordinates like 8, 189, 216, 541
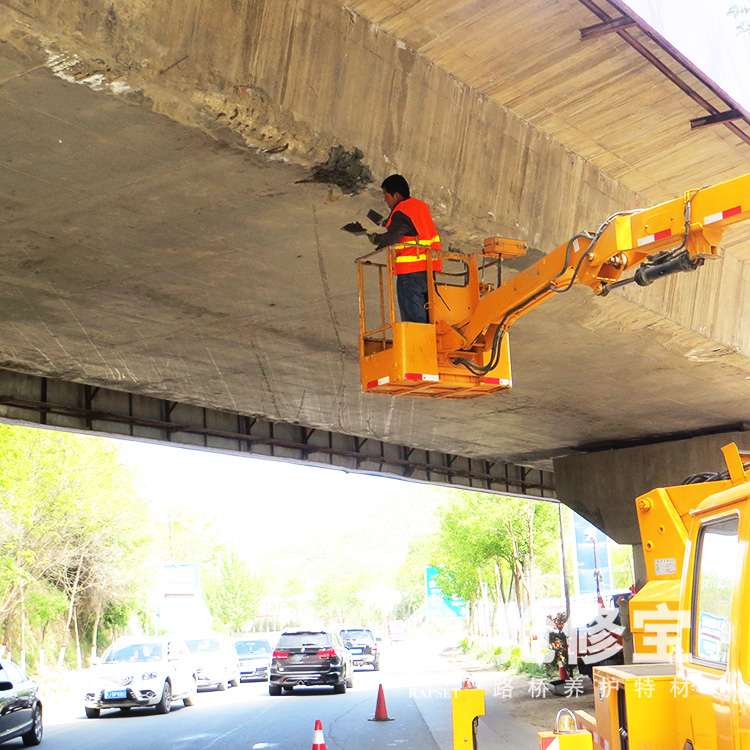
558, 504, 571, 619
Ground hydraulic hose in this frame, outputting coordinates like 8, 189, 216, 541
451, 195, 696, 377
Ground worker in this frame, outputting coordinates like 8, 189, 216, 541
372, 175, 442, 324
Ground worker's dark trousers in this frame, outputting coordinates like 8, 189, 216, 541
397, 271, 429, 324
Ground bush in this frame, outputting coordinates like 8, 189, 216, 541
494, 644, 548, 678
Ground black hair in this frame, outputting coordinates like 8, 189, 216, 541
381, 174, 410, 199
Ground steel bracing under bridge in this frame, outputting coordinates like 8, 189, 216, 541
0, 369, 555, 501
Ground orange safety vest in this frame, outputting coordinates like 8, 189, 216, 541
387, 197, 442, 275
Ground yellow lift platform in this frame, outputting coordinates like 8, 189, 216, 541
356, 173, 750, 399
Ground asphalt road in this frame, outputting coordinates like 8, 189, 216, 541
36, 640, 542, 750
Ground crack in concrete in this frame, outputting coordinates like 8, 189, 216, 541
205, 344, 238, 411
312, 204, 347, 428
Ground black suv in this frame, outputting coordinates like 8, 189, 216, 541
340, 628, 380, 671
269, 629, 353, 695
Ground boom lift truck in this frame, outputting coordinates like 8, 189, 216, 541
542, 441, 750, 750
356, 172, 749, 399
356, 175, 750, 747
449, 444, 750, 750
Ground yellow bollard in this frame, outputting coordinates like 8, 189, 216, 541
451, 683, 485, 750
538, 709, 594, 749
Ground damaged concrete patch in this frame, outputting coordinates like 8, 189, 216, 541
301, 145, 373, 194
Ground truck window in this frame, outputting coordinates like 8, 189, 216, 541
691, 515, 739, 667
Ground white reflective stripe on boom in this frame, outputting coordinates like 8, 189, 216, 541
637, 228, 672, 246
704, 205, 742, 224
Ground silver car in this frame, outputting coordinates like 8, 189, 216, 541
234, 638, 272, 682
84, 636, 197, 717
0, 659, 42, 746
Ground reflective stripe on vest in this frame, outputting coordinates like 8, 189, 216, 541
386, 198, 442, 275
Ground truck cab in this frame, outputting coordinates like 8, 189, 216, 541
676, 452, 747, 750
575, 443, 750, 750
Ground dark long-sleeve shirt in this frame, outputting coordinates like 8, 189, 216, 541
375, 210, 417, 250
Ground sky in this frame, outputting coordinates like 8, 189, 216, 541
115, 437, 445, 568
624, 0, 750, 108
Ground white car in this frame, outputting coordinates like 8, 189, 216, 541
184, 634, 240, 691
84, 636, 197, 718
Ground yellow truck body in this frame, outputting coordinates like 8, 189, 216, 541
574, 443, 750, 750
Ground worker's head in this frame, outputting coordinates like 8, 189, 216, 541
381, 174, 410, 210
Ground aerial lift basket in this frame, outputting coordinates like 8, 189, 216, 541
355, 240, 525, 399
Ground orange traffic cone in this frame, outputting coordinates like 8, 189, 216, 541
368, 683, 394, 721
312, 719, 326, 750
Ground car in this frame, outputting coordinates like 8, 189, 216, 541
388, 619, 406, 643
268, 629, 353, 695
184, 634, 240, 691
0, 658, 43, 746
234, 637, 272, 682
84, 635, 197, 718
339, 628, 380, 670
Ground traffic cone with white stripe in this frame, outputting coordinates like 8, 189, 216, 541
312, 719, 326, 750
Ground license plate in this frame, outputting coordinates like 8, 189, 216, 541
105, 689, 127, 700
351, 648, 363, 654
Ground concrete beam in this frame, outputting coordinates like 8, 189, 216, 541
553, 429, 750, 544
0, 368, 556, 500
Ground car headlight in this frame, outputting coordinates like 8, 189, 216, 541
141, 671, 158, 681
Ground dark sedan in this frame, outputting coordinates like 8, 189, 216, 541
269, 629, 353, 695
340, 628, 380, 670
0, 659, 43, 746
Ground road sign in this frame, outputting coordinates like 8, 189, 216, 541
425, 566, 469, 619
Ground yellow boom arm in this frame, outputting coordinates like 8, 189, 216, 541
456, 172, 750, 358
356, 172, 750, 398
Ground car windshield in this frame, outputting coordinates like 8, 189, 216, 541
185, 638, 221, 653
277, 632, 330, 648
341, 630, 372, 640
235, 640, 271, 655
103, 643, 163, 663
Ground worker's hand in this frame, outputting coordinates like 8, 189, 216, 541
366, 232, 379, 246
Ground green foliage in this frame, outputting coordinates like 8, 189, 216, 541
202, 548, 265, 633
313, 573, 365, 624
493, 644, 546, 677
0, 424, 153, 655
102, 602, 130, 632
394, 534, 436, 619
430, 490, 561, 609
27, 583, 68, 637
730, 4, 750, 32
154, 507, 219, 564
610, 542, 635, 589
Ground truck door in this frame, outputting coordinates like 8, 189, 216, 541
682, 512, 741, 750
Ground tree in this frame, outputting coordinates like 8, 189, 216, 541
730, 5, 750, 32
394, 534, 435, 619
26, 583, 68, 671
430, 490, 560, 641
202, 548, 265, 633
313, 574, 365, 625
0, 424, 153, 663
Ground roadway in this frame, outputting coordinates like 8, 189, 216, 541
39, 640, 547, 750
